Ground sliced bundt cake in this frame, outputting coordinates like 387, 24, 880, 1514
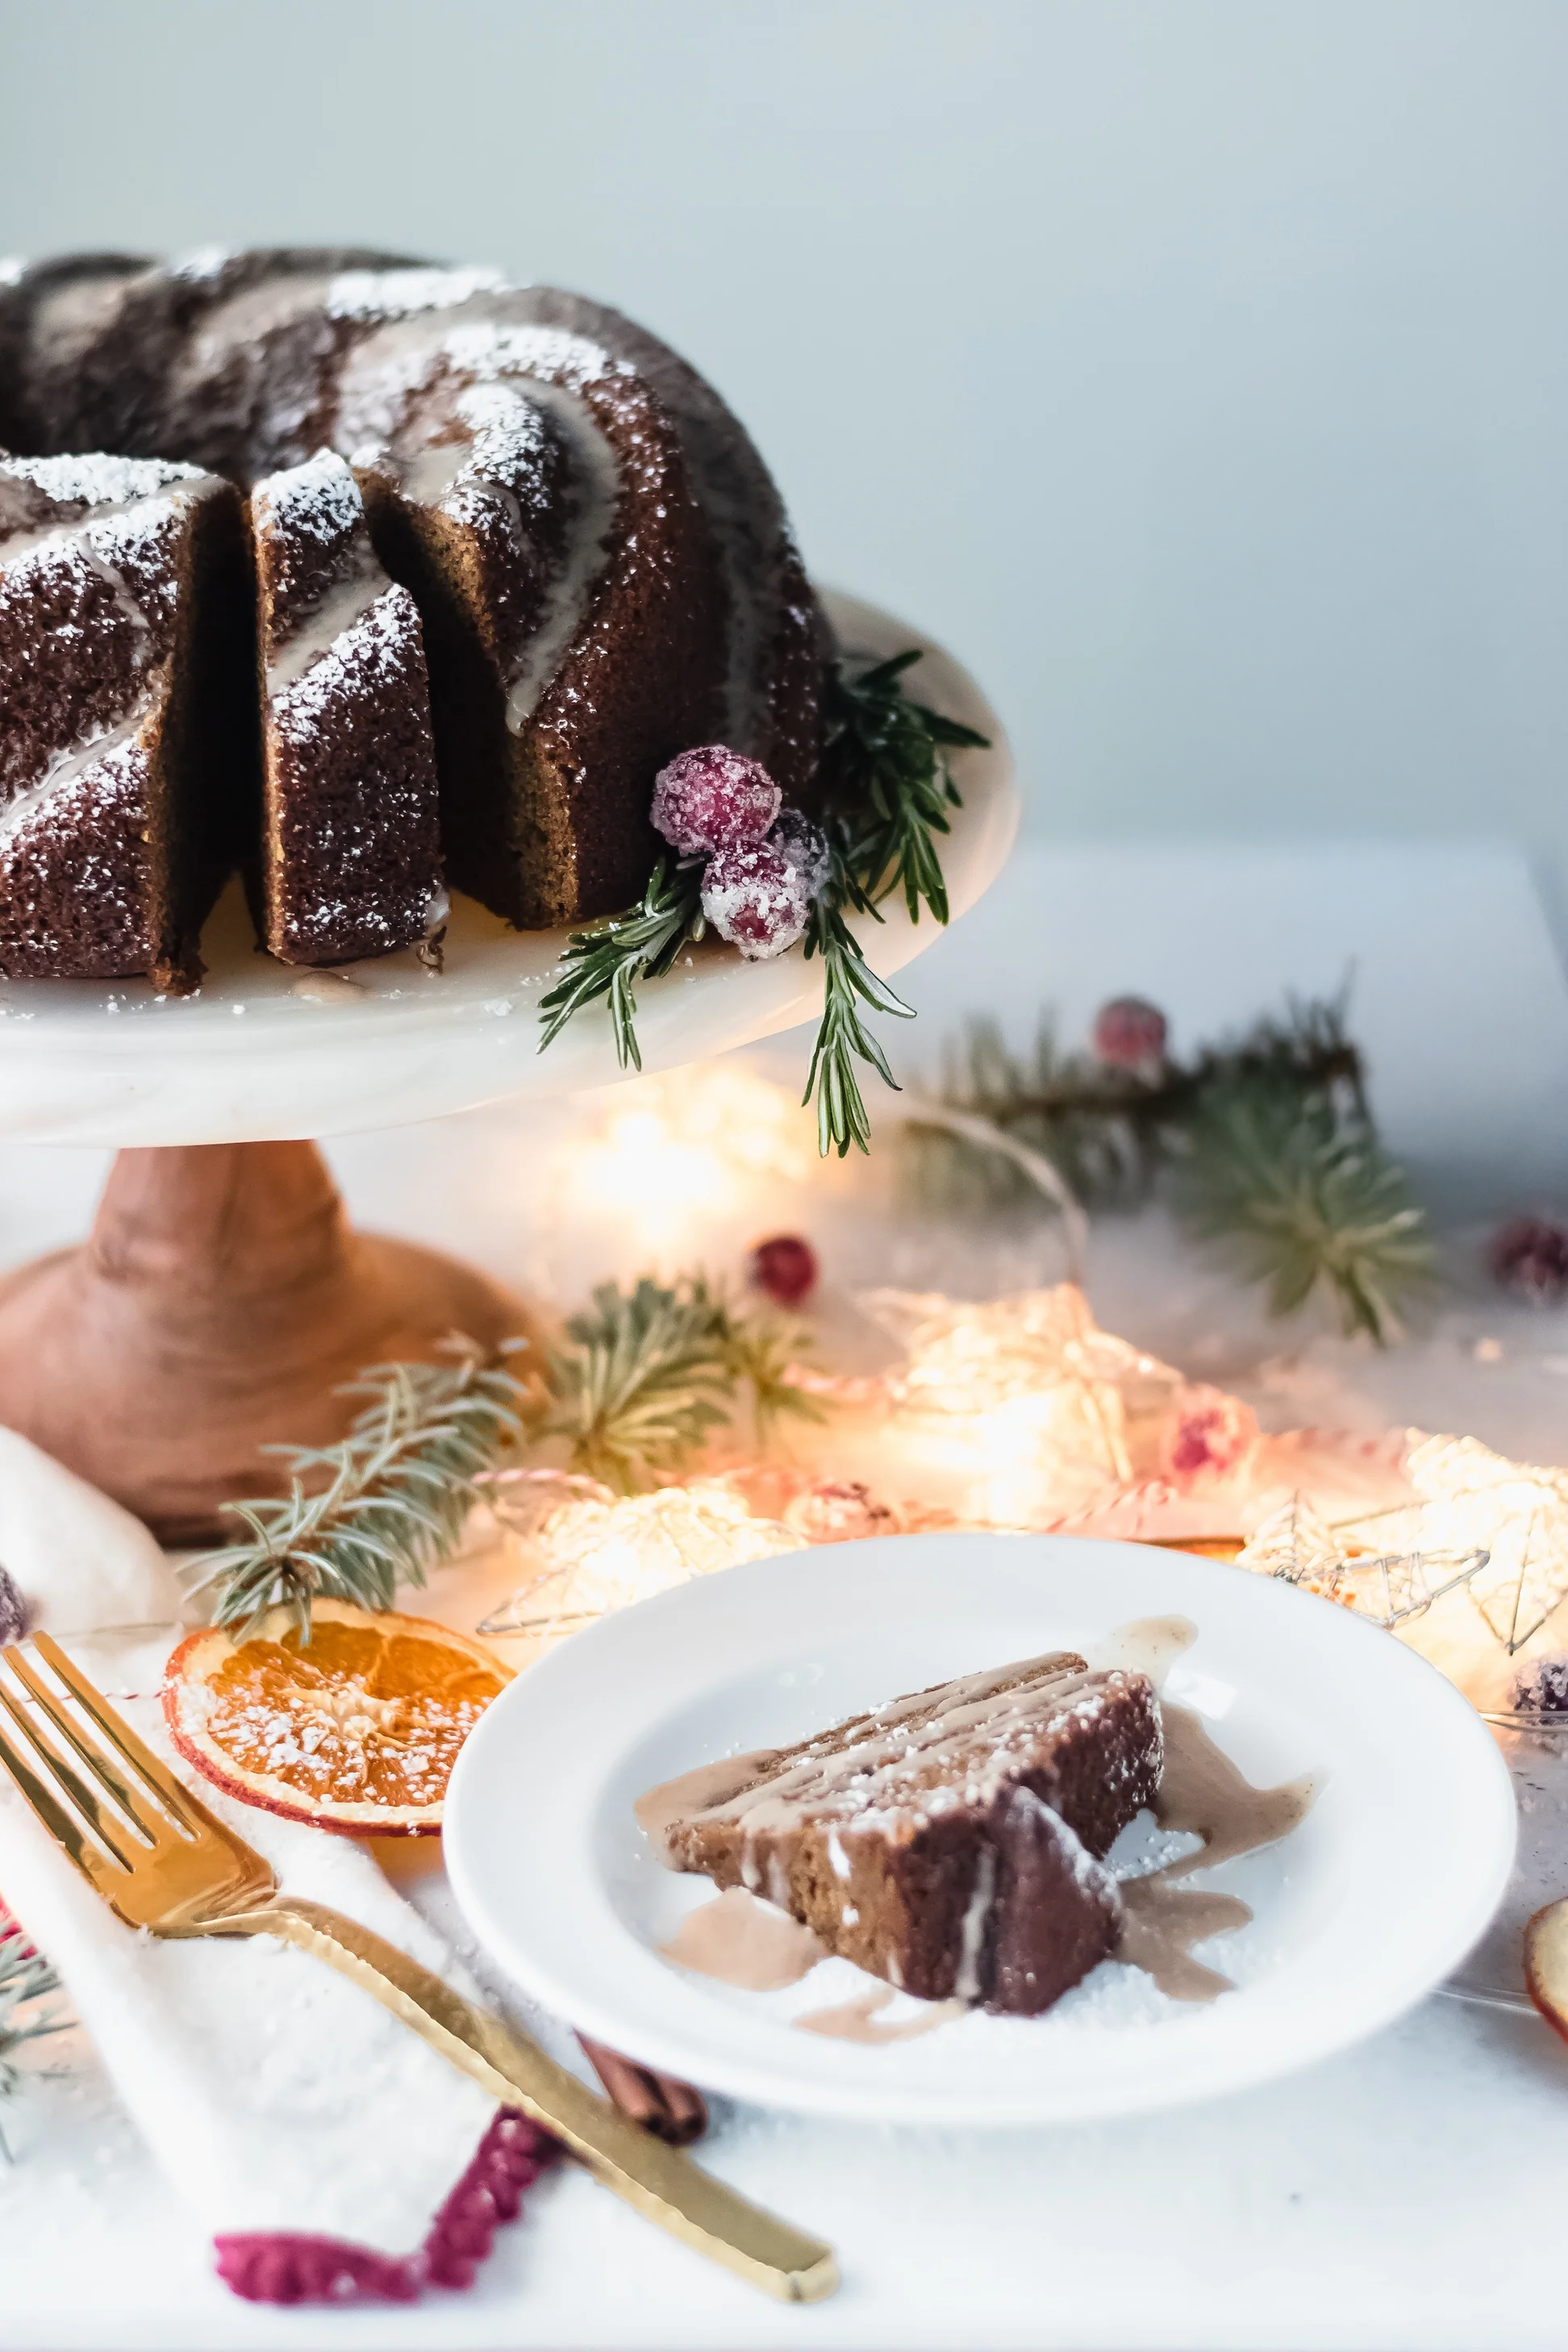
0, 450, 250, 984
0, 248, 829, 971
250, 449, 443, 965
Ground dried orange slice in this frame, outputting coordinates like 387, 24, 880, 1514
163, 1599, 511, 1836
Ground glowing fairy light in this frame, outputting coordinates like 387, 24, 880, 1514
477, 1470, 803, 1643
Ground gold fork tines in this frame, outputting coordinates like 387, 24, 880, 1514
0, 1636, 270, 1925
0, 1634, 837, 2304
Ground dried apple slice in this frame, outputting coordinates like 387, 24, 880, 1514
1524, 1897, 1568, 2045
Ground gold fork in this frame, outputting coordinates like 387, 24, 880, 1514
0, 1633, 836, 2304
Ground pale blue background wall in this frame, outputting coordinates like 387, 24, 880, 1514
4, 2, 1566, 931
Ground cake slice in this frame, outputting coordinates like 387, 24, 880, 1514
640, 1653, 1162, 2016
0, 450, 249, 983
249, 450, 443, 965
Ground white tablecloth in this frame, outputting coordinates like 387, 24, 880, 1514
3, 840, 1567, 2350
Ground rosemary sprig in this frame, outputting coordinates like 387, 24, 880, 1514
801, 882, 914, 1157
538, 854, 706, 1072
1, 1930, 66, 2156
536, 650, 987, 1152
819, 649, 981, 925
541, 1275, 824, 1493
187, 1353, 528, 1641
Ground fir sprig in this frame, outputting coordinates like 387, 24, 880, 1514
540, 1275, 823, 1493
538, 854, 707, 1072
187, 1353, 528, 1641
536, 651, 987, 1152
904, 991, 1435, 1344
1174, 1090, 1434, 1343
1, 1931, 66, 2155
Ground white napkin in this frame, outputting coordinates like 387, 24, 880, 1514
0, 1437, 537, 2287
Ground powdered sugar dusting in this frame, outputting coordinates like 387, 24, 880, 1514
2, 451, 206, 510
325, 265, 507, 324
253, 448, 363, 556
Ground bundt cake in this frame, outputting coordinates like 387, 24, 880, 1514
0, 248, 826, 978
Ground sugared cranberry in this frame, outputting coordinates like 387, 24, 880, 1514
769, 806, 831, 899
1490, 1216, 1568, 1305
1093, 995, 1169, 1075
0, 1564, 26, 1646
1161, 1387, 1258, 1487
749, 1232, 819, 1307
652, 746, 780, 857
783, 1480, 896, 1545
700, 840, 811, 960
1510, 1655, 1568, 1715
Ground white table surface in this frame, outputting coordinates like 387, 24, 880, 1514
4, 839, 1568, 2351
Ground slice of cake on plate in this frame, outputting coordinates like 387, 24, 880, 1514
640, 1653, 1162, 2016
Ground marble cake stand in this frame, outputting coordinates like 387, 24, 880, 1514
0, 593, 1018, 1541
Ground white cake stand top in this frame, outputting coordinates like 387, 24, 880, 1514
0, 592, 1017, 1147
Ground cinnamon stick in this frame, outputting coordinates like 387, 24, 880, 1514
575, 2033, 708, 2145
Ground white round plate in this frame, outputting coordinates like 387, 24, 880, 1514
445, 1533, 1516, 2128
0, 592, 1016, 1146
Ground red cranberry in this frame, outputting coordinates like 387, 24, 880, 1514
700, 840, 811, 960
1511, 1655, 1568, 1715
1490, 1216, 1568, 1304
749, 1233, 819, 1307
769, 806, 830, 898
651, 745, 780, 857
1093, 995, 1168, 1074
1160, 1387, 1258, 1486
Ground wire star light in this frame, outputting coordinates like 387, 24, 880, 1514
476, 1470, 803, 1644
1328, 1436, 1568, 1654
1235, 1495, 1489, 1632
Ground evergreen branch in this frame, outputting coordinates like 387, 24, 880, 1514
185, 1354, 528, 1641
1174, 1092, 1435, 1344
798, 651, 986, 1153
538, 855, 707, 1072
904, 987, 1434, 1344
820, 650, 982, 924
711, 1294, 828, 1449
1, 1930, 66, 2145
801, 884, 915, 1157
541, 1275, 828, 1491
540, 1278, 733, 1493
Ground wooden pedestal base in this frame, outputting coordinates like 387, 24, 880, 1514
0, 1142, 530, 1545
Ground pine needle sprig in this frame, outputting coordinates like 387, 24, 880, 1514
903, 988, 1435, 1345
186, 1353, 528, 1641
538, 854, 707, 1073
1174, 1090, 1435, 1344
1, 1932, 66, 2153
706, 1285, 827, 1450
540, 1275, 826, 1491
540, 1278, 733, 1493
